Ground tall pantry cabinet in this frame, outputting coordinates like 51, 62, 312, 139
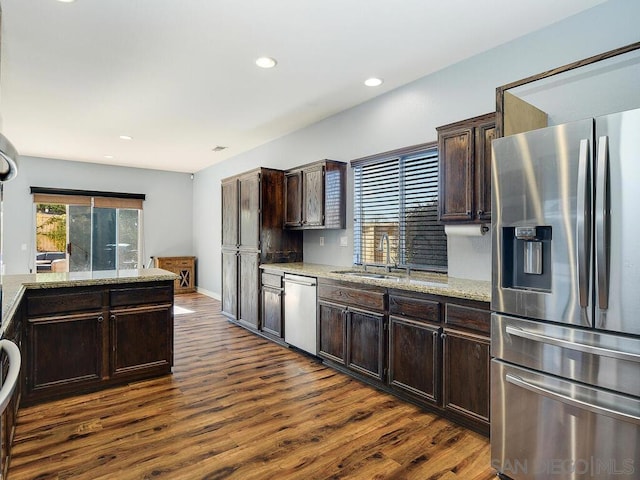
221, 168, 302, 330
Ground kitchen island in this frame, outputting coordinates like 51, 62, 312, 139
0, 268, 177, 477
1, 268, 177, 406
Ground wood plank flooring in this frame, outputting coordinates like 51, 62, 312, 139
9, 293, 497, 480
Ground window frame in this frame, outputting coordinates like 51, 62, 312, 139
31, 187, 145, 273
351, 141, 447, 273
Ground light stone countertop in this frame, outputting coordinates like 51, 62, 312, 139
260, 262, 491, 303
1, 268, 177, 337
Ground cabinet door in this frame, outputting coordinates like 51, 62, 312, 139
238, 251, 260, 330
261, 285, 283, 338
221, 250, 238, 320
439, 127, 474, 222
110, 304, 172, 378
442, 328, 490, 425
239, 173, 260, 249
318, 301, 346, 364
302, 165, 324, 227
221, 179, 238, 248
284, 171, 302, 227
388, 316, 440, 405
27, 311, 105, 394
474, 121, 495, 222
347, 307, 385, 382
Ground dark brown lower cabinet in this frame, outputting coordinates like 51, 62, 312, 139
23, 281, 174, 405
388, 316, 440, 405
221, 249, 238, 321
347, 307, 385, 381
260, 271, 284, 341
317, 281, 490, 435
111, 304, 173, 379
238, 251, 260, 330
317, 280, 387, 385
318, 301, 346, 364
27, 310, 106, 396
442, 328, 490, 425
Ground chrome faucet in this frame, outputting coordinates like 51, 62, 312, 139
379, 233, 392, 272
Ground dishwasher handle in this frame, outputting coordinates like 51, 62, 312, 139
283, 275, 317, 287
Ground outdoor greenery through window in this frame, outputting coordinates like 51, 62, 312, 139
352, 143, 447, 272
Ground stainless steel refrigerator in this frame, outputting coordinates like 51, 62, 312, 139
491, 108, 640, 480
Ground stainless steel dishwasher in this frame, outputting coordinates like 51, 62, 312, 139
283, 273, 317, 355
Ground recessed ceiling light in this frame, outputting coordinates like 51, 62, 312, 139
255, 57, 277, 69
364, 77, 383, 87
57, 0, 76, 3
119, 135, 133, 140
104, 155, 114, 159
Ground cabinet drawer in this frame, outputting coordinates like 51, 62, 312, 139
318, 281, 385, 312
389, 293, 440, 324
445, 303, 490, 334
156, 257, 194, 269
261, 272, 282, 289
27, 289, 104, 316
110, 284, 173, 307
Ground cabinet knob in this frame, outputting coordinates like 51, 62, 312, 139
110, 315, 116, 322
466, 210, 472, 216
97, 316, 104, 323
441, 333, 447, 340
477, 210, 484, 216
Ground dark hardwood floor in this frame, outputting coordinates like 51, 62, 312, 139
9, 293, 496, 480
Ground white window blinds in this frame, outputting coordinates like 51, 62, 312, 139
353, 145, 447, 271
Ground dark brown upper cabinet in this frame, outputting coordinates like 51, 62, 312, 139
437, 112, 495, 223
284, 159, 346, 230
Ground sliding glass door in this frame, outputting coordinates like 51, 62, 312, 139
39, 204, 141, 273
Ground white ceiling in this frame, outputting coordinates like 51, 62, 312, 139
0, 0, 606, 173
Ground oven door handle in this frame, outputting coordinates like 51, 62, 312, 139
506, 373, 640, 425
505, 325, 640, 363
0, 340, 21, 414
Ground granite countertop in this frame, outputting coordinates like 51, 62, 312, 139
1, 268, 177, 336
261, 262, 491, 303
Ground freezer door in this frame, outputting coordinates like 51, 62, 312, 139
492, 119, 594, 326
491, 360, 640, 480
491, 313, 640, 397
594, 108, 640, 335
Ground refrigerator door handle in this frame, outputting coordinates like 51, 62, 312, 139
596, 135, 610, 311
505, 325, 640, 363
576, 139, 591, 309
505, 373, 640, 425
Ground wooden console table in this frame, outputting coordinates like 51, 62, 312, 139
154, 256, 196, 294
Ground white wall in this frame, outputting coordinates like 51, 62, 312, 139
3, 155, 193, 274
193, 0, 640, 297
